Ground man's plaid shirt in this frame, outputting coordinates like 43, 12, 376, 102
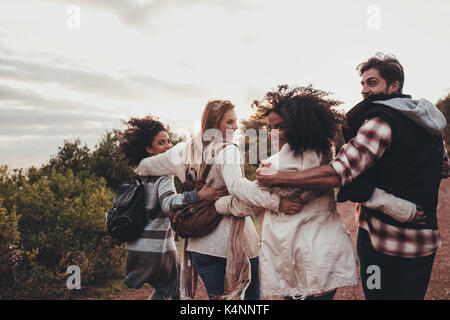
330, 117, 449, 258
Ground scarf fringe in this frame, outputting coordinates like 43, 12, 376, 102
180, 216, 250, 300
180, 239, 198, 300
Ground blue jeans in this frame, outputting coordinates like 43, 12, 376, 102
190, 252, 260, 300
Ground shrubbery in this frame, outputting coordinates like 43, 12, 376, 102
0, 131, 131, 299
0, 166, 126, 299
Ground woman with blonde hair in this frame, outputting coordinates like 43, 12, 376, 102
135, 100, 302, 299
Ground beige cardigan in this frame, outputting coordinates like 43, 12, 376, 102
135, 140, 280, 259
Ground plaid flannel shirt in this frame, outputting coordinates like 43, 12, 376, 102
330, 117, 448, 258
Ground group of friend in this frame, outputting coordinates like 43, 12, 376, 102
117, 53, 450, 300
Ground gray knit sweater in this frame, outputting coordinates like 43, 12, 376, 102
124, 175, 198, 297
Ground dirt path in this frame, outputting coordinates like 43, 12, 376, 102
92, 179, 450, 300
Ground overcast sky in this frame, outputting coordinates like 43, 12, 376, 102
1, 0, 449, 169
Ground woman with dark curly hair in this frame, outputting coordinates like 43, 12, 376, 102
249, 85, 359, 300
118, 115, 228, 300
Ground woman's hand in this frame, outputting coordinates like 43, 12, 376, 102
410, 205, 427, 224
279, 198, 303, 215
198, 178, 229, 201
256, 162, 283, 187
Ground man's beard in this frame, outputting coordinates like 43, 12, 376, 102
363, 88, 390, 100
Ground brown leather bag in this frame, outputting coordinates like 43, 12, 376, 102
168, 163, 223, 238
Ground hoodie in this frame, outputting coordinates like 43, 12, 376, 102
374, 97, 447, 135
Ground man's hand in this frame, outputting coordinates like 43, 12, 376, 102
198, 178, 229, 201
279, 198, 303, 215
410, 205, 427, 224
256, 162, 340, 190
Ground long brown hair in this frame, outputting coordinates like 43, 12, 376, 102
201, 100, 235, 137
189, 100, 235, 177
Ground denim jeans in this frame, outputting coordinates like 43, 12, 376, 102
190, 252, 261, 300
357, 228, 436, 300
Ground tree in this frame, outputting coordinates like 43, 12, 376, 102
42, 131, 134, 191
239, 117, 267, 181
166, 124, 188, 146
0, 167, 124, 299
436, 92, 450, 151
333, 125, 346, 155
45, 138, 92, 177
91, 130, 134, 190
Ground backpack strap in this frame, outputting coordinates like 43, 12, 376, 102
200, 163, 213, 181
199, 141, 237, 181
186, 141, 237, 182
133, 175, 144, 185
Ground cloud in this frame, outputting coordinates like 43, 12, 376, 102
0, 102, 120, 169
126, 74, 206, 97
0, 90, 121, 169
0, 134, 107, 169
0, 84, 107, 114
0, 29, 209, 168
0, 105, 119, 137
0, 57, 148, 101
0, 27, 9, 38
0, 8, 210, 104
46, 0, 249, 30
0, 55, 208, 102
0, 82, 121, 145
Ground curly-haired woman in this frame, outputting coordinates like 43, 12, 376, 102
247, 85, 359, 300
118, 116, 228, 300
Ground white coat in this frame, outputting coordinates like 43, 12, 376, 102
259, 144, 358, 298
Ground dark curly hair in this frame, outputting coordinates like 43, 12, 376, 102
252, 84, 344, 156
118, 115, 166, 167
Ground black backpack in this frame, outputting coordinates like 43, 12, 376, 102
106, 176, 148, 242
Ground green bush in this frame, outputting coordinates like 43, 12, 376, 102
0, 167, 125, 299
